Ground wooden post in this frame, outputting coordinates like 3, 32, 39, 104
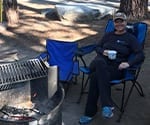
3, 0, 18, 27
0, 0, 2, 23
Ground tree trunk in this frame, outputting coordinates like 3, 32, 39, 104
3, 0, 19, 27
119, 0, 148, 19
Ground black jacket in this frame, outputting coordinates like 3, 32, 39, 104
96, 32, 145, 66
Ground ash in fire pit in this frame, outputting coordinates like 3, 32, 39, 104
0, 87, 64, 125
0, 90, 61, 122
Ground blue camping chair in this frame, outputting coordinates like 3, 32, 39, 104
38, 39, 79, 94
76, 19, 147, 121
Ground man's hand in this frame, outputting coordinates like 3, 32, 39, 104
103, 50, 109, 56
118, 62, 130, 70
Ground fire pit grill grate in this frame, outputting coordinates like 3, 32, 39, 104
0, 59, 48, 91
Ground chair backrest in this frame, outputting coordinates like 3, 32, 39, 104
105, 19, 147, 80
46, 39, 78, 81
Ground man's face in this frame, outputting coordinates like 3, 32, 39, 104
114, 19, 127, 32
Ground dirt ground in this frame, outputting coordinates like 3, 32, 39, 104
0, 2, 150, 61
0, 2, 150, 125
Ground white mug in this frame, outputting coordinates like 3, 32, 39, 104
108, 50, 117, 60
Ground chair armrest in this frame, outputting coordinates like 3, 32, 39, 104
76, 44, 96, 56
36, 52, 50, 67
127, 62, 142, 71
124, 62, 142, 80
37, 52, 49, 60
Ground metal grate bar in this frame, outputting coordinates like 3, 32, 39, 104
0, 59, 48, 91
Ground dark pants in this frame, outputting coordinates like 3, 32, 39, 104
84, 55, 123, 117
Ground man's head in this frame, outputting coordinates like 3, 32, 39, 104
113, 11, 127, 34
113, 11, 127, 22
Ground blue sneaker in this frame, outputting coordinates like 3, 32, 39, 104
102, 106, 114, 118
79, 116, 93, 124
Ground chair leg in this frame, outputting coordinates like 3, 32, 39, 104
117, 81, 136, 122
61, 82, 70, 97
135, 81, 144, 96
74, 75, 78, 84
123, 81, 135, 109
77, 72, 85, 103
120, 82, 126, 112
116, 82, 126, 122
77, 73, 89, 103
83, 76, 90, 92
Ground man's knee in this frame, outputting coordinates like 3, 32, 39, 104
90, 57, 107, 71
94, 57, 107, 66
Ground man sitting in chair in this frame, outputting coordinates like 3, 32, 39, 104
79, 11, 144, 124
